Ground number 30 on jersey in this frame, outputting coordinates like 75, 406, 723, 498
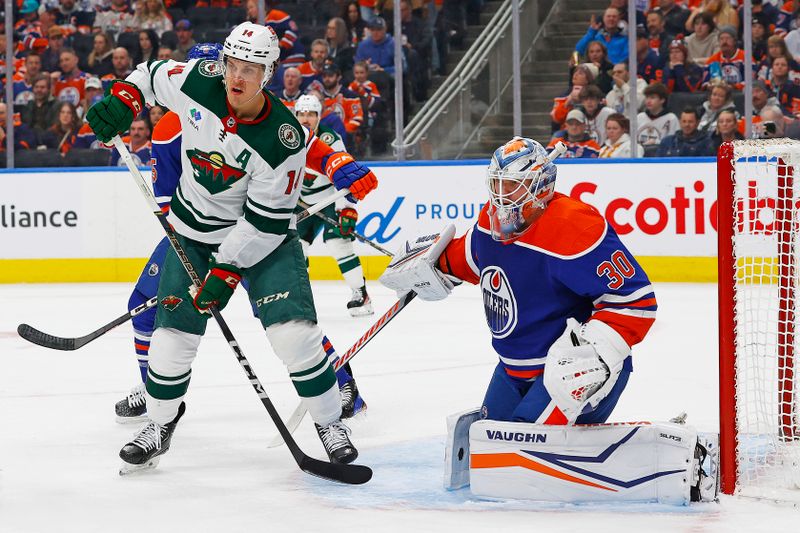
596, 250, 636, 289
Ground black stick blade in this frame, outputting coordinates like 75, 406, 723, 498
17, 324, 78, 351
300, 456, 373, 485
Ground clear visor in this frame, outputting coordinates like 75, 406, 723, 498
222, 56, 266, 83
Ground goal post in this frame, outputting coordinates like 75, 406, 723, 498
717, 139, 800, 501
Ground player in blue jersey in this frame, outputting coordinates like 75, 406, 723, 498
381, 137, 657, 425
114, 43, 365, 424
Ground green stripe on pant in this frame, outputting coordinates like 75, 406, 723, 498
146, 368, 192, 400
289, 358, 337, 398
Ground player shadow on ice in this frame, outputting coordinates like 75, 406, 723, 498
302, 437, 716, 514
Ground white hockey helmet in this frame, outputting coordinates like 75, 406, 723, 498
222, 21, 280, 88
486, 137, 559, 242
294, 94, 322, 116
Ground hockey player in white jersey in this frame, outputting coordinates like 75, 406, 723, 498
293, 94, 374, 318
86, 22, 378, 472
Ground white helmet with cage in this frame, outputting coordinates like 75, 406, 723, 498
222, 21, 281, 89
486, 137, 561, 242
294, 94, 322, 116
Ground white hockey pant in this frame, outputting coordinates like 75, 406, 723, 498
145, 327, 201, 425
266, 320, 341, 426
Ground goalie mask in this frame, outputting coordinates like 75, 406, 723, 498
221, 22, 280, 89
486, 137, 558, 242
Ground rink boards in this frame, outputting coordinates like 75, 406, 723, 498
0, 157, 721, 283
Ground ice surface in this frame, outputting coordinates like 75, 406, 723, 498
1, 282, 798, 532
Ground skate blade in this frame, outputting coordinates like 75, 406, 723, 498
348, 305, 374, 317
115, 414, 148, 425
119, 456, 161, 476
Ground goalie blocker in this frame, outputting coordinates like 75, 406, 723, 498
445, 412, 719, 505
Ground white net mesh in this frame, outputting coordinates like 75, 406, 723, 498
729, 139, 800, 501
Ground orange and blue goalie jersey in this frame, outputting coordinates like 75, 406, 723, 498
438, 193, 656, 380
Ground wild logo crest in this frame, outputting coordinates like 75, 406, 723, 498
161, 295, 183, 311
187, 149, 246, 194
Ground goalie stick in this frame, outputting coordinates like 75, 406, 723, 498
18, 296, 158, 351
297, 200, 395, 257
113, 137, 371, 485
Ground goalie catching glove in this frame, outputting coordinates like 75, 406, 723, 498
543, 318, 629, 423
379, 225, 458, 301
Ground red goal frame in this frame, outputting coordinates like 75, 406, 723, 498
717, 141, 797, 495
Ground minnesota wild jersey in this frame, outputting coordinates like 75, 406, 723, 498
300, 124, 347, 206
126, 58, 325, 269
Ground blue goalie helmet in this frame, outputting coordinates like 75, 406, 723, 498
485, 137, 558, 242
187, 42, 223, 61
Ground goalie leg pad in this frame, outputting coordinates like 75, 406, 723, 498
266, 320, 340, 426
444, 408, 482, 490
469, 420, 699, 505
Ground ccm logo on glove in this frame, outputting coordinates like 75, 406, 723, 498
192, 264, 242, 312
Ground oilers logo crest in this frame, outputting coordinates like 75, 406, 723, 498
480, 267, 518, 339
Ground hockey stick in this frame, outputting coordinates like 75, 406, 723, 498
18, 296, 158, 351
112, 136, 371, 485
14, 193, 340, 351
268, 290, 417, 447
297, 200, 395, 257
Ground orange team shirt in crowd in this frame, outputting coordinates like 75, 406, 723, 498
322, 91, 364, 133
549, 95, 574, 130
53, 72, 88, 106
705, 48, 746, 90
546, 136, 601, 159
348, 79, 381, 108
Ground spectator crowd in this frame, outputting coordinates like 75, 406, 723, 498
2, 0, 481, 165
548, 0, 800, 158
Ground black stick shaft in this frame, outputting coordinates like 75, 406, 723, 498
17, 297, 158, 351
298, 200, 394, 257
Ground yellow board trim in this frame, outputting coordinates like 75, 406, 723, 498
0, 256, 718, 284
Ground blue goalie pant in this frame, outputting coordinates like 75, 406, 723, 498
480, 360, 632, 424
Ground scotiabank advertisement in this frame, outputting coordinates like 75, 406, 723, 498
0, 159, 720, 263
345, 159, 720, 258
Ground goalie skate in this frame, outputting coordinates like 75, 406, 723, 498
347, 285, 374, 317
115, 383, 147, 424
119, 402, 186, 475
316, 420, 358, 464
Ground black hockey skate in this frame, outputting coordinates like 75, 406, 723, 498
347, 284, 374, 317
340, 378, 367, 419
119, 402, 186, 475
115, 383, 147, 424
316, 420, 358, 464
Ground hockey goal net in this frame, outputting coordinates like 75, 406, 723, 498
718, 139, 800, 501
